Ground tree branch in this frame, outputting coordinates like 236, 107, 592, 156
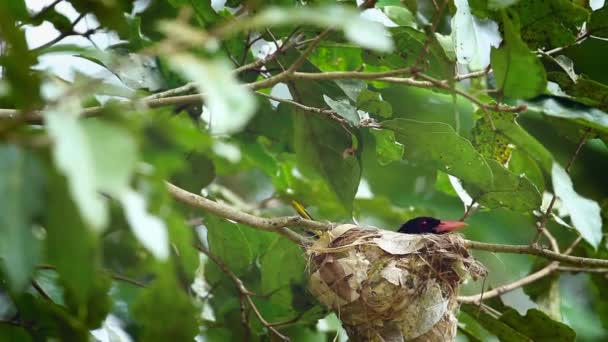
464, 239, 608, 267
166, 182, 331, 246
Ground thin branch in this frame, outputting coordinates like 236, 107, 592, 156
461, 236, 583, 304
557, 266, 608, 273
166, 182, 330, 246
197, 245, 291, 341
459, 263, 558, 304
465, 240, 608, 267
455, 68, 491, 81
286, 29, 331, 74
31, 13, 87, 52
255, 91, 349, 125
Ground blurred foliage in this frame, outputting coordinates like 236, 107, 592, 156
0, 0, 607, 341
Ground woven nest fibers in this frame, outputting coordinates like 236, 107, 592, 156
307, 224, 487, 342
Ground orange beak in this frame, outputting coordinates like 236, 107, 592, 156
435, 220, 467, 233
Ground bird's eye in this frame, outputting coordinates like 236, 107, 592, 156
421, 220, 427, 225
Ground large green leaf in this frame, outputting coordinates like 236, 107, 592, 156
467, 159, 542, 211
500, 308, 576, 341
461, 304, 533, 342
526, 98, 608, 136
46, 172, 98, 304
364, 26, 453, 78
383, 119, 494, 189
132, 272, 199, 341
589, 5, 608, 38
548, 72, 608, 112
489, 110, 554, 172
512, 0, 589, 49
370, 128, 404, 165
491, 11, 547, 99
293, 109, 361, 213
0, 145, 43, 291
204, 215, 255, 277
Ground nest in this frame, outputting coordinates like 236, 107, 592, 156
307, 224, 487, 342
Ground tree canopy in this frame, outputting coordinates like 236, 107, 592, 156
1, 0, 608, 340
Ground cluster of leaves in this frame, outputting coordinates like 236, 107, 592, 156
1, 0, 608, 341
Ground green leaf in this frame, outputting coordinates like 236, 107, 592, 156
370, 128, 404, 165
589, 5, 608, 37
170, 152, 215, 193
0, 1, 42, 109
0, 325, 32, 342
488, 110, 554, 172
500, 308, 576, 341
512, 0, 589, 49
461, 304, 533, 342
63, 273, 112, 329
168, 55, 256, 135
467, 159, 542, 211
471, 115, 513, 165
552, 162, 603, 248
528, 98, 608, 136
46, 171, 98, 304
259, 236, 309, 320
364, 26, 453, 78
383, 118, 494, 189
205, 215, 254, 276
132, 272, 199, 341
383, 6, 417, 27
322, 95, 360, 126
294, 109, 361, 213
491, 11, 547, 99
356, 89, 393, 118
548, 72, 608, 111
0, 145, 43, 291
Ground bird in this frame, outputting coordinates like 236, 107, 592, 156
398, 217, 467, 234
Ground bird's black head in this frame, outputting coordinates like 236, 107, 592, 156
398, 216, 467, 234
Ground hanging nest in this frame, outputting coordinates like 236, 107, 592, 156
307, 224, 487, 342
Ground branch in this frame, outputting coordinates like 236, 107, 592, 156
464, 240, 608, 267
461, 236, 583, 304
255, 91, 350, 126
459, 262, 558, 304
166, 182, 331, 246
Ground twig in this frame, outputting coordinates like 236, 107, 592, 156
31, 13, 87, 52
455, 68, 491, 81
465, 238, 608, 267
286, 29, 331, 74
255, 91, 349, 126
166, 182, 330, 246
461, 236, 584, 304
459, 262, 558, 304
197, 245, 291, 341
